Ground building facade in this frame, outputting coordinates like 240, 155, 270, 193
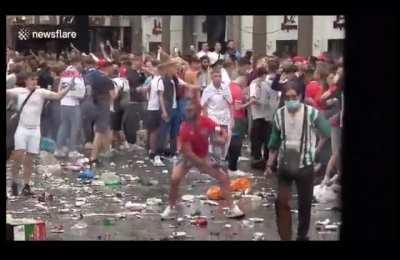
7, 15, 345, 58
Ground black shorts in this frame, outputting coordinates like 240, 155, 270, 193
277, 165, 314, 187
145, 110, 161, 131
111, 108, 124, 131
93, 102, 111, 134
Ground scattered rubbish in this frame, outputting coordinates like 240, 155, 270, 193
79, 168, 94, 180
111, 197, 123, 203
241, 195, 262, 201
102, 172, 121, 186
91, 180, 105, 186
182, 194, 195, 202
125, 202, 146, 211
313, 184, 339, 203
202, 200, 219, 206
170, 231, 187, 239
325, 224, 339, 231
241, 220, 255, 228
230, 177, 251, 192
149, 179, 159, 186
71, 222, 88, 230
136, 160, 145, 164
207, 186, 223, 200
38, 192, 54, 203
110, 162, 116, 167
316, 219, 331, 226
103, 218, 115, 226
34, 203, 48, 211
252, 232, 265, 241
123, 175, 140, 182
249, 217, 264, 223
64, 165, 83, 172
192, 217, 208, 227
58, 208, 70, 214
146, 198, 163, 206
50, 225, 64, 233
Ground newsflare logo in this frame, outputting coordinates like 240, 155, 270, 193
17, 27, 77, 40
18, 28, 31, 40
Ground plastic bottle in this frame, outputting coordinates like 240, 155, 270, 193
102, 171, 121, 186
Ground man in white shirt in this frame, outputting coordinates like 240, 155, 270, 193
201, 67, 233, 165
54, 56, 86, 158
196, 42, 211, 59
249, 66, 279, 169
7, 71, 73, 196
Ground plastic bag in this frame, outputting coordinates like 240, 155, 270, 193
207, 186, 223, 200
230, 177, 251, 192
313, 184, 338, 203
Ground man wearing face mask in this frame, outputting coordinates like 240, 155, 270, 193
265, 81, 331, 241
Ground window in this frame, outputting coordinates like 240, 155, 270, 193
276, 40, 298, 57
328, 39, 344, 59
149, 41, 162, 55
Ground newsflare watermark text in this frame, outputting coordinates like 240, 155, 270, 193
18, 28, 78, 40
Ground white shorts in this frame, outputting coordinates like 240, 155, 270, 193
14, 126, 41, 154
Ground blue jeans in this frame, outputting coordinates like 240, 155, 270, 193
178, 98, 188, 121
56, 105, 82, 151
156, 108, 181, 155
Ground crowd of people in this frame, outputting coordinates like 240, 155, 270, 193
6, 39, 344, 240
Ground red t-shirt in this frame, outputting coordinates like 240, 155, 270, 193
229, 82, 246, 119
305, 80, 323, 110
179, 115, 216, 158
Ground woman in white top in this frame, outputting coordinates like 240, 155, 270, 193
201, 67, 233, 165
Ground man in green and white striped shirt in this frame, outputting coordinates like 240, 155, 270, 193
265, 80, 331, 241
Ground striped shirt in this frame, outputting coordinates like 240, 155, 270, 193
268, 104, 331, 169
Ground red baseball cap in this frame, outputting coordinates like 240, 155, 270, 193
292, 56, 306, 63
97, 58, 113, 69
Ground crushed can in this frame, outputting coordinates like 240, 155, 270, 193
194, 217, 208, 227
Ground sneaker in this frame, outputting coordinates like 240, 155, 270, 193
54, 149, 67, 158
11, 182, 18, 196
225, 203, 245, 219
160, 206, 178, 220
153, 156, 165, 167
21, 184, 34, 196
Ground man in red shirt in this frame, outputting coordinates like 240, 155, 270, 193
160, 97, 245, 220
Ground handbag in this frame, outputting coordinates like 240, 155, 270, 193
279, 104, 308, 174
6, 89, 36, 160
